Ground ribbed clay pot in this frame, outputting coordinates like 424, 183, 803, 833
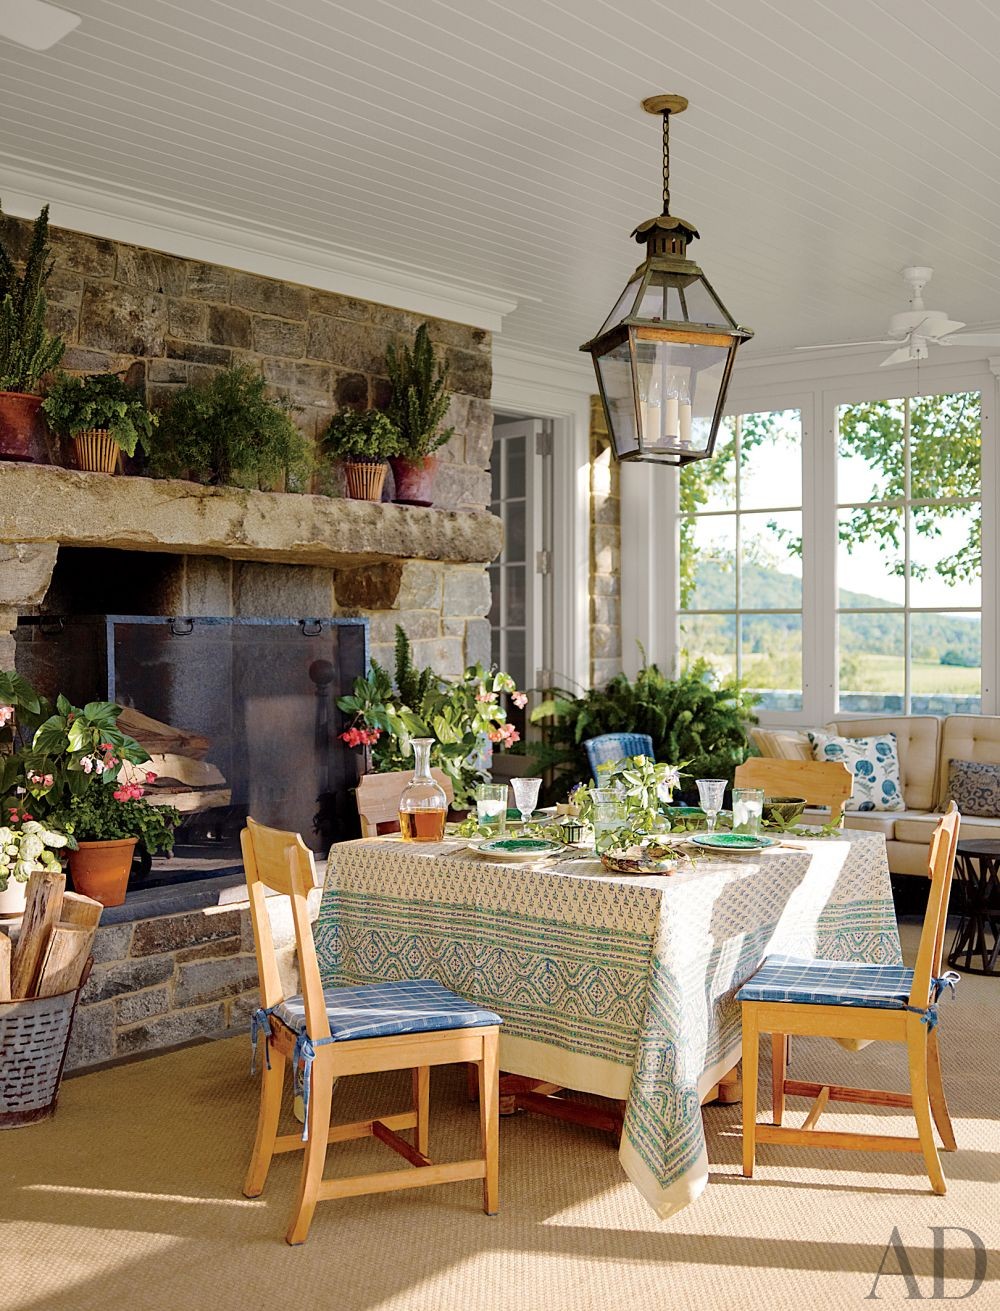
343, 460, 388, 501
73, 428, 120, 474
68, 838, 138, 907
389, 455, 438, 507
0, 392, 42, 462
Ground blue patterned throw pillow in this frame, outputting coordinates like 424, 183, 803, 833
808, 731, 905, 812
948, 759, 1000, 818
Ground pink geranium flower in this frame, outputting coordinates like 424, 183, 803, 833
511, 691, 528, 709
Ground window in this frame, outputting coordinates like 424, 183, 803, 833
678, 409, 804, 711
836, 392, 982, 714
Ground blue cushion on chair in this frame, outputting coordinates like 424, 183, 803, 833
736, 955, 915, 1010
273, 978, 502, 1042
584, 733, 655, 782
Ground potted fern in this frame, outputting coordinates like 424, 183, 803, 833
320, 408, 400, 501
0, 202, 65, 461
149, 364, 311, 489
42, 371, 157, 474
384, 322, 454, 506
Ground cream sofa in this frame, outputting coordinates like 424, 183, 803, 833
752, 715, 1000, 876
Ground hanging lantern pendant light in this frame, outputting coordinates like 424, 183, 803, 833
581, 94, 753, 466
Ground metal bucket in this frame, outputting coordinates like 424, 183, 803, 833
0, 962, 91, 1129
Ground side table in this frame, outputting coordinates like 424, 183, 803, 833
948, 839, 1000, 975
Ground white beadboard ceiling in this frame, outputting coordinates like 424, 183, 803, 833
3, 0, 1000, 363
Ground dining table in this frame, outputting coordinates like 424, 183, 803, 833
315, 828, 900, 1218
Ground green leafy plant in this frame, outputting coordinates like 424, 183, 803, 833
150, 364, 311, 488
384, 322, 454, 457
337, 625, 526, 811
42, 371, 157, 457
529, 658, 758, 798
0, 674, 180, 856
320, 408, 400, 464
0, 820, 71, 894
0, 201, 64, 393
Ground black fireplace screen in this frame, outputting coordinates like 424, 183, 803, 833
15, 615, 369, 868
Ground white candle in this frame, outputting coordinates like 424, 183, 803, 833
679, 401, 692, 446
640, 400, 661, 443
663, 394, 679, 440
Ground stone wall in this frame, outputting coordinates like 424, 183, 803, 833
0, 215, 498, 675
589, 397, 622, 686
66, 896, 305, 1071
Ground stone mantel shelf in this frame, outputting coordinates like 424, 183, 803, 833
0, 463, 503, 568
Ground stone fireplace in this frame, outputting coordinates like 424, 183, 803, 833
0, 217, 503, 1069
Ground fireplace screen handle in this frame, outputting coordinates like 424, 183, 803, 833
299, 619, 323, 636
170, 618, 195, 636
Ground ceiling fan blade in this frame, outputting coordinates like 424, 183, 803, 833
795, 340, 898, 351
879, 346, 914, 367
930, 319, 965, 337
938, 332, 1000, 347
0, 0, 80, 50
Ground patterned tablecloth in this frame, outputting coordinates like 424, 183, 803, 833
316, 830, 899, 1218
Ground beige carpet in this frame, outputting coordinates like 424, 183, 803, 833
3, 925, 998, 1311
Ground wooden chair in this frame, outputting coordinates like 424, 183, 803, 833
355, 769, 454, 837
733, 757, 854, 822
738, 803, 962, 1195
240, 817, 501, 1244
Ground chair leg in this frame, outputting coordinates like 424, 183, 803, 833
926, 1028, 957, 1152
412, 1065, 430, 1157
907, 1027, 946, 1196
771, 1033, 788, 1126
478, 1030, 500, 1215
286, 1053, 336, 1245
465, 1060, 480, 1102
741, 1008, 759, 1178
243, 1047, 287, 1198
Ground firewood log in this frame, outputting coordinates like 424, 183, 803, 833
36, 923, 95, 997
10, 869, 65, 999
0, 932, 10, 1002
117, 707, 210, 760
60, 891, 104, 929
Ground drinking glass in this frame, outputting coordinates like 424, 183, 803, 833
696, 778, 727, 834
731, 787, 764, 837
510, 776, 542, 825
590, 787, 627, 853
475, 783, 508, 837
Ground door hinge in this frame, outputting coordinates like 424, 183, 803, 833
535, 549, 551, 575
536, 430, 553, 457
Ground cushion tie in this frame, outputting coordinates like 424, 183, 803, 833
249, 1005, 279, 1074
292, 1030, 336, 1141
902, 971, 961, 1030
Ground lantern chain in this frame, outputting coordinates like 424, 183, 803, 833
661, 110, 671, 215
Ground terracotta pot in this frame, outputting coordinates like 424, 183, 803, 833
343, 460, 388, 501
73, 428, 120, 474
0, 392, 42, 462
68, 837, 138, 907
0, 877, 28, 917
390, 455, 438, 507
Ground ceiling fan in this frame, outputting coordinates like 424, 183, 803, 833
0, 0, 80, 52
796, 266, 1000, 367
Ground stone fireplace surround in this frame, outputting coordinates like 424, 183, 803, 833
0, 217, 504, 1068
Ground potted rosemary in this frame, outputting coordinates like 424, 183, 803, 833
384, 322, 454, 506
0, 202, 64, 461
42, 371, 158, 474
320, 408, 400, 501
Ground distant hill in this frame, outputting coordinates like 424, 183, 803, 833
686, 558, 978, 663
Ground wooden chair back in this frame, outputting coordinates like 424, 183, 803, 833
733, 758, 854, 819
909, 803, 961, 1011
356, 769, 454, 837
241, 818, 330, 1043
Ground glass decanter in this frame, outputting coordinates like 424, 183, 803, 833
398, 737, 448, 842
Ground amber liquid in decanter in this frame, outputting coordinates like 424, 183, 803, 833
398, 737, 449, 843
399, 808, 448, 842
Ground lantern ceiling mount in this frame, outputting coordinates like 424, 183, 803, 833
581, 93, 753, 467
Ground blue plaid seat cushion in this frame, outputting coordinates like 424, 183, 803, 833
272, 978, 502, 1042
736, 955, 914, 1010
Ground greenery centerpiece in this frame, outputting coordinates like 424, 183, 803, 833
149, 363, 311, 490
337, 625, 526, 812
384, 322, 454, 506
0, 672, 180, 906
529, 657, 757, 801
42, 371, 157, 474
320, 407, 400, 501
0, 201, 65, 461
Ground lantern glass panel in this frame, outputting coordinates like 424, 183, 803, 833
595, 339, 640, 457
632, 335, 729, 456
634, 271, 732, 328
598, 278, 642, 335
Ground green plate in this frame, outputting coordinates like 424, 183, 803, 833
690, 833, 777, 851
477, 836, 563, 862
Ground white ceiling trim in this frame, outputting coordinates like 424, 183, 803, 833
0, 162, 519, 333
491, 340, 595, 418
